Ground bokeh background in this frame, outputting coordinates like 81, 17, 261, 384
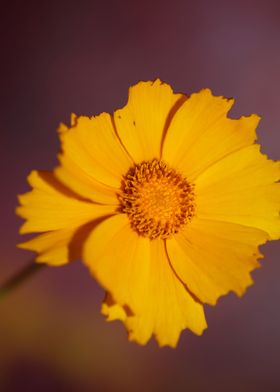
1, 0, 280, 391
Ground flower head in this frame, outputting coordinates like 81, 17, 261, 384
17, 79, 280, 347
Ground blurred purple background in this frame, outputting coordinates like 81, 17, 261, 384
1, 0, 280, 391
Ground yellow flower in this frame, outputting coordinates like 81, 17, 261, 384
16, 79, 280, 347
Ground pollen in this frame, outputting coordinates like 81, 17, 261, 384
119, 159, 196, 240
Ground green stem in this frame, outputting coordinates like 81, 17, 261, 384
0, 262, 45, 301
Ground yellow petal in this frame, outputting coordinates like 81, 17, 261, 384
16, 170, 117, 234
18, 229, 76, 265
57, 112, 133, 200
162, 89, 259, 180
126, 241, 207, 347
55, 156, 119, 205
196, 145, 280, 239
17, 221, 101, 266
57, 113, 78, 134
83, 214, 207, 347
101, 293, 127, 322
167, 218, 269, 305
114, 79, 186, 163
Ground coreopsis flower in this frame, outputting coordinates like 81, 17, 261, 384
17, 80, 280, 347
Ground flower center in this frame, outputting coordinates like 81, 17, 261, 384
119, 159, 196, 240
